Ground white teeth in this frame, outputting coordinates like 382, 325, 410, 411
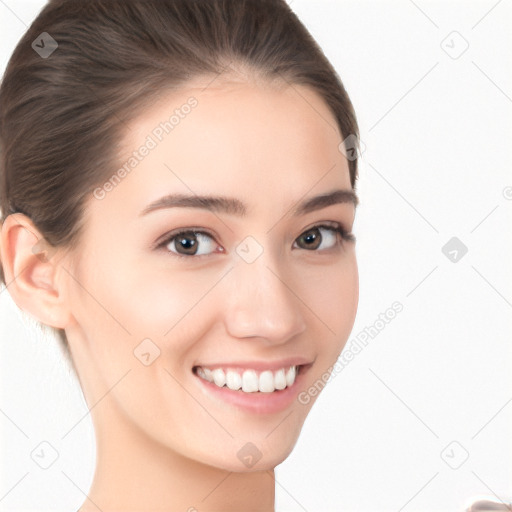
242, 370, 259, 392
258, 370, 275, 393
285, 366, 296, 387
212, 369, 226, 387
195, 365, 299, 393
225, 369, 242, 390
274, 368, 287, 390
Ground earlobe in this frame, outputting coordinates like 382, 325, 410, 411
0, 213, 72, 329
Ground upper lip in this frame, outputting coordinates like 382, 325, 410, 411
194, 357, 314, 373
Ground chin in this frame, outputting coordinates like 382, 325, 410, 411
195, 433, 301, 473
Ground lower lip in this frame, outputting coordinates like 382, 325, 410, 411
193, 365, 312, 415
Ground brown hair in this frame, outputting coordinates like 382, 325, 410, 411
0, 0, 360, 363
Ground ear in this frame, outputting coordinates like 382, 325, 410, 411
0, 213, 73, 329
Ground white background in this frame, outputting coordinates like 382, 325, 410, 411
1, 1, 511, 511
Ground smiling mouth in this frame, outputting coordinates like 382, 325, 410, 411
192, 364, 310, 393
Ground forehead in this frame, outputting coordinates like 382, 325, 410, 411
94, 79, 352, 222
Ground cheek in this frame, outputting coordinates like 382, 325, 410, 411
72, 254, 197, 334
301, 254, 358, 351
310, 254, 357, 317
88, 264, 226, 376
67, 243, 227, 367
130, 265, 225, 338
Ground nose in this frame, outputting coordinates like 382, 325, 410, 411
223, 255, 307, 344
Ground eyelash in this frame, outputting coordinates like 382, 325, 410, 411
155, 223, 356, 260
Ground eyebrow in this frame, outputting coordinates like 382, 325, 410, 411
139, 188, 358, 217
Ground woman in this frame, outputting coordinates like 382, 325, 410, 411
0, 0, 361, 510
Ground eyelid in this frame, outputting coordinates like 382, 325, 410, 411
153, 227, 217, 249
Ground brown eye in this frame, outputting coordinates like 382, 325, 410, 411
296, 227, 322, 250
162, 230, 218, 257
157, 223, 353, 260
294, 224, 346, 251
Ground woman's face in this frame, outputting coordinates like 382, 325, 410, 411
62, 77, 359, 471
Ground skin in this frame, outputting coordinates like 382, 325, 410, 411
0, 75, 358, 511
